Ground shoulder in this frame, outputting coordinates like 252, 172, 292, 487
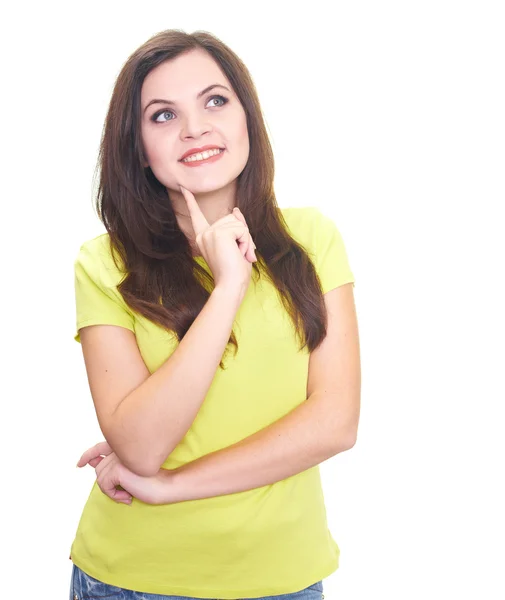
76, 232, 114, 259
279, 205, 319, 224
279, 205, 331, 228
279, 205, 337, 246
74, 233, 127, 287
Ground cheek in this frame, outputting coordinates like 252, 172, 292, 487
239, 120, 250, 157
241, 115, 249, 137
143, 131, 176, 169
140, 127, 154, 164
141, 136, 176, 184
144, 134, 162, 162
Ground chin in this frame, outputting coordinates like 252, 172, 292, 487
181, 173, 238, 193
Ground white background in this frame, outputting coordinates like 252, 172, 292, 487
1, 1, 504, 599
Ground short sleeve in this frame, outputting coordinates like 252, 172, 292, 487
311, 207, 355, 294
73, 240, 136, 344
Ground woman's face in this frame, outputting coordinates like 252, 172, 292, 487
140, 49, 250, 196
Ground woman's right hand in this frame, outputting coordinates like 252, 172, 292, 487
179, 185, 257, 293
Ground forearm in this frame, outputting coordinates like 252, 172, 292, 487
111, 284, 243, 476
160, 391, 355, 503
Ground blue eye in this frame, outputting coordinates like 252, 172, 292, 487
151, 95, 229, 123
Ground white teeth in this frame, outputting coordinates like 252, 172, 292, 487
182, 148, 223, 162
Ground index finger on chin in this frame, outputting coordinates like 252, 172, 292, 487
179, 185, 209, 236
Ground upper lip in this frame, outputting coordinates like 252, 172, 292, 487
179, 145, 225, 161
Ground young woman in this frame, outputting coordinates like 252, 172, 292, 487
69, 28, 360, 600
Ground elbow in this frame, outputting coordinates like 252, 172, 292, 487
119, 454, 162, 477
103, 423, 169, 478
331, 427, 358, 454
334, 411, 359, 453
105, 436, 164, 477
344, 432, 357, 450
135, 463, 162, 477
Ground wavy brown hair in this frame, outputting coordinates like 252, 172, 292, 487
95, 29, 330, 369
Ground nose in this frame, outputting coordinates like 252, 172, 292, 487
180, 110, 212, 140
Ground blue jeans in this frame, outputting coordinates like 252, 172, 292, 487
69, 564, 324, 600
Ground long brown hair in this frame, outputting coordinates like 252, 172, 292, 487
95, 29, 329, 369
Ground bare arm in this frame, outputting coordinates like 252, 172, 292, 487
80, 283, 244, 477
158, 389, 356, 504
155, 282, 360, 503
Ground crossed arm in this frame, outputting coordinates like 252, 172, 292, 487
79, 283, 360, 504
165, 283, 360, 502
162, 391, 358, 504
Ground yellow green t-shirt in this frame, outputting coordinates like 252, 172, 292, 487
70, 206, 355, 599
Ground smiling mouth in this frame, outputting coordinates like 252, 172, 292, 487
180, 148, 225, 163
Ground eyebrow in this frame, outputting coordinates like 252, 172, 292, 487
143, 84, 231, 115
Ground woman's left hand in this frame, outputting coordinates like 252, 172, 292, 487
76, 441, 172, 505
